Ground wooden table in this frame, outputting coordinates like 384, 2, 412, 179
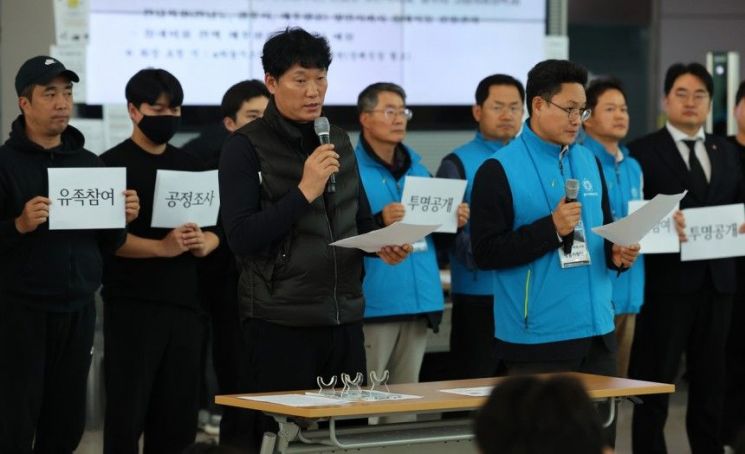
216, 373, 674, 453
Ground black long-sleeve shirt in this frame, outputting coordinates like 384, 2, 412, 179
470, 157, 619, 361
219, 127, 378, 258
471, 158, 617, 270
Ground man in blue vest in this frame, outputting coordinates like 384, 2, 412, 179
436, 74, 525, 379
355, 82, 468, 401
581, 77, 644, 378
470, 59, 640, 378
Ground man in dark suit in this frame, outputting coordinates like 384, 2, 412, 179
628, 62, 745, 454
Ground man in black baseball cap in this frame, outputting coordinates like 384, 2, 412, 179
14, 55, 80, 97
0, 56, 139, 453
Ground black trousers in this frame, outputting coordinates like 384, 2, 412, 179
222, 319, 366, 452
723, 284, 745, 445
103, 300, 205, 454
202, 262, 244, 442
449, 294, 500, 379
0, 299, 95, 454
630, 287, 732, 454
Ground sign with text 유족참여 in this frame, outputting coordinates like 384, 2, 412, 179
48, 167, 126, 230
681, 203, 745, 261
627, 200, 679, 254
151, 169, 220, 228
400, 176, 466, 233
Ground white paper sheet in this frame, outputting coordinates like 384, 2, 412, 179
237, 394, 350, 407
681, 204, 745, 261
48, 167, 126, 230
439, 386, 493, 397
50, 45, 87, 103
103, 104, 132, 150
69, 118, 106, 155
330, 222, 440, 253
53, 0, 89, 44
400, 176, 466, 233
151, 170, 220, 228
592, 192, 687, 246
627, 200, 680, 254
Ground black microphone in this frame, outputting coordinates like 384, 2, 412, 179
562, 178, 580, 254
314, 116, 335, 194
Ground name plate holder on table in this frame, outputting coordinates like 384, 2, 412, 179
216, 373, 674, 453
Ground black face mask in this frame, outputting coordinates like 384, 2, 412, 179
137, 113, 180, 145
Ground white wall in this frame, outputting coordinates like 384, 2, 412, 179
656, 0, 745, 111
0, 0, 56, 140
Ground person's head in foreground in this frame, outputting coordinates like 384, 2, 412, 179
475, 375, 613, 454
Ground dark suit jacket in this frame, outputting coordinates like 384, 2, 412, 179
628, 127, 745, 295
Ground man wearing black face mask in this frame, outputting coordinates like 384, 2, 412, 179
100, 69, 220, 454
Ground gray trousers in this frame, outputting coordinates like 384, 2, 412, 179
363, 319, 429, 424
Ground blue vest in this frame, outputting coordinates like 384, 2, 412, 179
491, 123, 614, 344
355, 142, 444, 318
583, 135, 645, 315
449, 132, 504, 296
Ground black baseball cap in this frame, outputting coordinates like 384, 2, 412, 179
15, 56, 80, 96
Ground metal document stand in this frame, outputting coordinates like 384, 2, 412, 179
216, 373, 675, 453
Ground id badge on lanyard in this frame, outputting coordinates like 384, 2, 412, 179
559, 220, 591, 268
412, 239, 429, 253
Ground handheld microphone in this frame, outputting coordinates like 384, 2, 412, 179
563, 178, 580, 254
313, 116, 335, 194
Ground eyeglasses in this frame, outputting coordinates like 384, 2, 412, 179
544, 99, 591, 122
488, 105, 523, 116
368, 108, 413, 121
671, 90, 709, 104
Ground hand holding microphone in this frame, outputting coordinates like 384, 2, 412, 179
551, 179, 581, 253
298, 117, 339, 202
314, 117, 336, 194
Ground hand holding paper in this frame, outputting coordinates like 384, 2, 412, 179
377, 244, 413, 265
330, 222, 440, 253
612, 243, 641, 268
16, 196, 51, 234
124, 189, 140, 224
592, 192, 687, 246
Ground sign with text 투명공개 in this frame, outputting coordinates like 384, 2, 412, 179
400, 176, 466, 233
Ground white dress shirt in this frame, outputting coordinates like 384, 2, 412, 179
666, 122, 710, 182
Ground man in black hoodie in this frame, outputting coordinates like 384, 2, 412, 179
0, 56, 139, 454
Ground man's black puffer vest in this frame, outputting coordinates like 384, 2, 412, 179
234, 100, 364, 326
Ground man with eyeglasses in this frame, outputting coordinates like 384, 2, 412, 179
470, 59, 640, 383
627, 62, 745, 454
355, 83, 468, 414
435, 74, 524, 380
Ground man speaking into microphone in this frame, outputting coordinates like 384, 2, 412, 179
470, 59, 640, 381
218, 27, 411, 450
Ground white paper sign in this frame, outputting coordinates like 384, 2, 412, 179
69, 118, 106, 155
681, 204, 745, 261
50, 45, 87, 103
544, 35, 569, 60
48, 167, 126, 230
53, 0, 89, 44
330, 222, 440, 253
592, 192, 686, 246
628, 200, 679, 254
103, 104, 133, 150
151, 170, 220, 228
400, 176, 466, 233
